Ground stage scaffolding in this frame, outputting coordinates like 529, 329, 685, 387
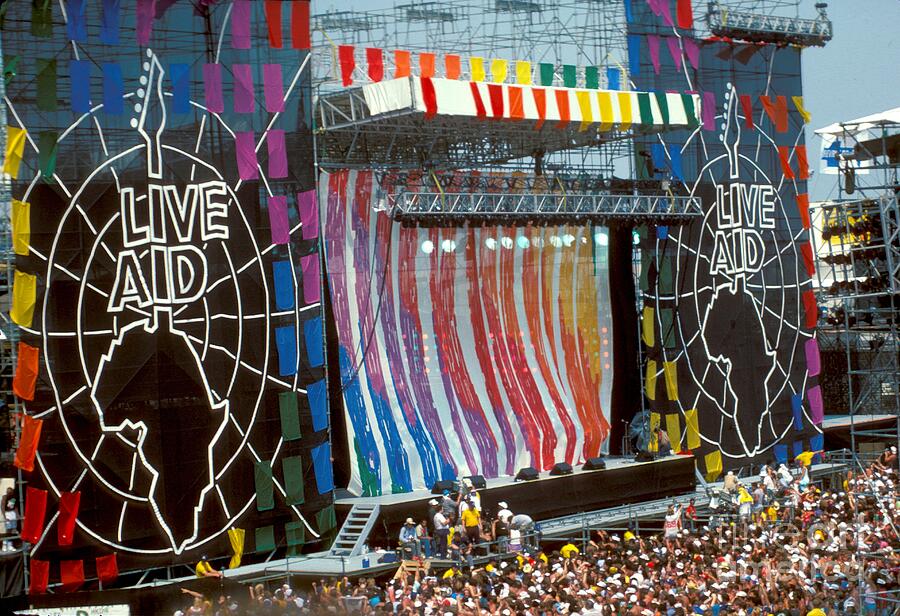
810, 118, 900, 453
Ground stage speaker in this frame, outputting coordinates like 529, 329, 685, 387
515, 467, 539, 482
550, 462, 573, 476
634, 451, 655, 462
464, 475, 487, 490
431, 479, 458, 494
582, 457, 606, 471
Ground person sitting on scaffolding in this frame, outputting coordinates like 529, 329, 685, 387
398, 518, 418, 559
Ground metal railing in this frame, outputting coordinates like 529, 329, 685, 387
707, 2, 832, 46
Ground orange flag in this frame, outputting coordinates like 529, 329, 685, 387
14, 415, 43, 473
12, 342, 39, 400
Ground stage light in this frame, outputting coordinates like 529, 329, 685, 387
515, 467, 540, 481
582, 457, 606, 471
562, 234, 575, 247
501, 236, 514, 249
485, 237, 497, 250
549, 235, 562, 247
421, 240, 434, 254
441, 239, 457, 252
594, 231, 609, 246
517, 236, 530, 249
632, 230, 641, 245
550, 462, 573, 476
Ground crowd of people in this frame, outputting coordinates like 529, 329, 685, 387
171, 448, 900, 616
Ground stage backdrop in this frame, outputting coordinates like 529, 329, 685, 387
321, 170, 614, 495
3, 0, 333, 579
626, 0, 822, 476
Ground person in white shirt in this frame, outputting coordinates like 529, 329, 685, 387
432, 510, 450, 559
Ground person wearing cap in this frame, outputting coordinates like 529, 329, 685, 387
432, 507, 450, 559
399, 518, 419, 558
493, 502, 511, 553
195, 555, 222, 579
461, 498, 481, 545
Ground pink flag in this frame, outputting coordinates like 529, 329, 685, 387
263, 64, 285, 113
235, 132, 258, 180
646, 0, 663, 16
233, 64, 255, 113
268, 196, 290, 244
647, 35, 661, 74
666, 37, 683, 71
683, 38, 700, 69
231, 0, 251, 49
136, 0, 155, 45
807, 385, 823, 425
298, 190, 319, 240
203, 64, 224, 113
701, 91, 716, 130
301, 254, 321, 304
267, 130, 288, 179
661, 2, 675, 26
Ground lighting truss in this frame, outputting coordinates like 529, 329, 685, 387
707, 1, 833, 47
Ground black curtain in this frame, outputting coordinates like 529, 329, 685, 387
607, 223, 641, 454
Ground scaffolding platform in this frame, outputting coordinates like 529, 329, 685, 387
707, 1, 832, 47
316, 78, 700, 168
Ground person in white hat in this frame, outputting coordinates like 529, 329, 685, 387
494, 502, 512, 552
399, 518, 418, 558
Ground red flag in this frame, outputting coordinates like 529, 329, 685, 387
420, 52, 436, 79
487, 84, 504, 118
778, 146, 795, 180
469, 82, 486, 119
676, 0, 694, 29
29, 559, 49, 594
14, 415, 43, 473
96, 554, 119, 585
21, 486, 48, 544
739, 94, 754, 128
796, 193, 811, 229
60, 560, 85, 593
264, 1, 282, 48
394, 50, 411, 78
555, 90, 570, 129
338, 45, 355, 86
12, 341, 39, 401
533, 88, 547, 129
802, 290, 818, 328
366, 48, 384, 82
445, 55, 461, 80
58, 491, 81, 546
291, 0, 310, 50
796, 145, 810, 180
759, 95, 788, 133
508, 86, 525, 121
420, 78, 437, 118
800, 242, 816, 277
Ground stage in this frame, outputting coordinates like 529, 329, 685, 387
335, 454, 697, 550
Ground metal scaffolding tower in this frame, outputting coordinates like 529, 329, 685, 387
810, 117, 900, 452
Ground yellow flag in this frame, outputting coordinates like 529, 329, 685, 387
228, 527, 245, 569
575, 90, 592, 132
515, 61, 532, 85
792, 95, 811, 124
663, 361, 678, 401
685, 409, 701, 450
4, 126, 27, 179
11, 199, 30, 256
645, 359, 657, 401
704, 450, 723, 482
648, 412, 660, 452
470, 57, 485, 82
597, 91, 614, 132
665, 413, 682, 453
11, 270, 37, 327
617, 92, 634, 131
641, 306, 655, 347
490, 58, 508, 83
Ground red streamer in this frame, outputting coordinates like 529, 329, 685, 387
778, 146, 795, 180
96, 554, 119, 585
60, 560, 85, 593
802, 290, 818, 328
29, 560, 49, 595
338, 45, 355, 86
800, 242, 816, 277
555, 90, 570, 128
759, 95, 788, 133
394, 50, 411, 78
739, 94, 754, 128
469, 82, 486, 119
291, 0, 310, 50
508, 86, 524, 120
12, 341, 39, 401
264, 0, 282, 48
366, 48, 384, 82
420, 53, 436, 79
14, 415, 43, 473
58, 491, 81, 546
21, 486, 47, 544
676, 0, 694, 28
533, 88, 547, 129
796, 193, 811, 229
445, 55, 461, 80
420, 77, 437, 118
488, 84, 504, 118
796, 145, 810, 180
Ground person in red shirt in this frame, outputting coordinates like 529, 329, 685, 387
684, 497, 697, 533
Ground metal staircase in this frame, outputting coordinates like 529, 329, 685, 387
329, 504, 380, 557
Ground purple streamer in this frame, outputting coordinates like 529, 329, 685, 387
301, 254, 321, 304
807, 385, 824, 425
684, 38, 701, 69
661, 1, 675, 26
203, 64, 224, 113
267, 130, 288, 179
268, 196, 290, 245
263, 64, 285, 113
136, 0, 156, 46
235, 131, 258, 180
666, 37, 683, 71
233, 64, 255, 113
646, 0, 663, 16
231, 0, 251, 49
702, 91, 716, 130
298, 190, 319, 240
805, 338, 821, 377
647, 35, 661, 74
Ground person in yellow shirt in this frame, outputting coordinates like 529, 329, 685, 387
795, 450, 820, 468
461, 506, 481, 544
195, 556, 222, 579
560, 542, 579, 558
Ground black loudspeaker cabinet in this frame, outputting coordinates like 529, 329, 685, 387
635, 451, 655, 462
550, 462, 573, 476
515, 467, 540, 481
583, 457, 607, 471
431, 479, 459, 494
464, 475, 487, 490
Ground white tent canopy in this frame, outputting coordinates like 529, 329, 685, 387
815, 107, 900, 137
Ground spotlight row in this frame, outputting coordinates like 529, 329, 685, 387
420, 232, 609, 253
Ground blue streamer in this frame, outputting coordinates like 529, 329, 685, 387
304, 316, 324, 367
650, 143, 666, 177
667, 144, 685, 181
170, 63, 191, 114
102, 63, 124, 115
656, 225, 668, 240
773, 444, 788, 465
312, 442, 335, 494
70, 60, 91, 113
791, 393, 804, 431
810, 434, 824, 462
275, 325, 297, 377
307, 379, 328, 433
606, 67, 621, 91
628, 34, 641, 78
793, 440, 804, 458
272, 260, 295, 311
624, 0, 633, 23
66, 0, 87, 42
100, 0, 121, 44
